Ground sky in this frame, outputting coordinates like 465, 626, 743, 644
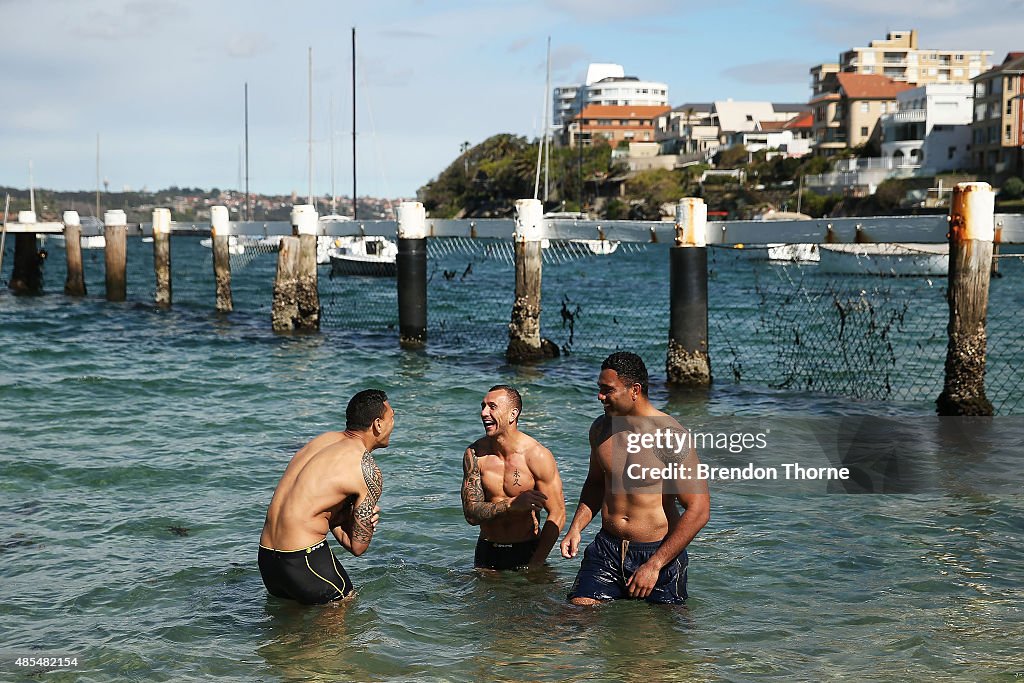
2, 0, 1022, 201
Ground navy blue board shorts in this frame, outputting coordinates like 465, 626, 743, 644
568, 529, 688, 604
258, 539, 353, 604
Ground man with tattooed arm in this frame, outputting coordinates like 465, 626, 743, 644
259, 389, 391, 604
462, 385, 566, 570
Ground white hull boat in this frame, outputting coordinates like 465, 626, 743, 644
818, 243, 948, 277
570, 238, 620, 255
328, 236, 398, 277
767, 243, 819, 262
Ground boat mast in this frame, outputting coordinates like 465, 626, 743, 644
245, 81, 251, 221
95, 133, 101, 219
28, 161, 35, 215
330, 97, 337, 214
308, 46, 314, 208
351, 27, 357, 220
544, 36, 551, 203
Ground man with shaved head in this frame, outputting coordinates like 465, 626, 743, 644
461, 384, 566, 570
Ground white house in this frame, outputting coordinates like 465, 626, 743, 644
553, 63, 668, 128
880, 83, 973, 172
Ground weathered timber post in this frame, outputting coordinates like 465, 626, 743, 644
666, 198, 711, 387
272, 236, 300, 331
397, 200, 427, 348
272, 205, 319, 331
507, 198, 558, 362
152, 208, 172, 306
9, 210, 43, 294
104, 209, 127, 302
210, 205, 232, 312
937, 182, 995, 416
63, 210, 86, 296
294, 204, 320, 330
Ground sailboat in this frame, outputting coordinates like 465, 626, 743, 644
326, 27, 398, 277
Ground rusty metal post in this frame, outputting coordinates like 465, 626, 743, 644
63, 210, 87, 296
667, 198, 710, 387
937, 182, 995, 416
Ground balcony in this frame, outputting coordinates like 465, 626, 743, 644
887, 110, 926, 123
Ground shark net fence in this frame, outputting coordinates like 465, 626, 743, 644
38, 227, 1017, 414
707, 242, 1024, 414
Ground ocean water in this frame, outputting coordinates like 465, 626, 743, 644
1, 237, 1022, 681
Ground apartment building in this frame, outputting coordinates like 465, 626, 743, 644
655, 101, 810, 158
553, 63, 668, 128
812, 30, 991, 89
880, 83, 973, 173
970, 52, 1024, 173
811, 73, 913, 155
564, 104, 670, 148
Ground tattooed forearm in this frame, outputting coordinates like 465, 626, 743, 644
461, 448, 510, 525
352, 451, 383, 544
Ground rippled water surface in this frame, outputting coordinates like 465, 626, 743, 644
1, 238, 1021, 681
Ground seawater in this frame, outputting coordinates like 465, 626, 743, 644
1, 237, 1022, 682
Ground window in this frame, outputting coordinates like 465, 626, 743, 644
860, 102, 870, 113
860, 126, 869, 137
948, 146, 956, 160
745, 114, 754, 121
1008, 125, 1013, 141
1009, 100, 1014, 115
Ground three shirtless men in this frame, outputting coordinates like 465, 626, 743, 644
259, 352, 710, 606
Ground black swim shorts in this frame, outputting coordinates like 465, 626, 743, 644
474, 537, 540, 570
568, 529, 688, 604
258, 539, 353, 604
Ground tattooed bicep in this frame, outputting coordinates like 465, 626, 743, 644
352, 452, 382, 544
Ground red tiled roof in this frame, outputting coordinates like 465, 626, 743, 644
783, 111, 813, 130
759, 120, 788, 131
574, 105, 671, 120
835, 73, 913, 99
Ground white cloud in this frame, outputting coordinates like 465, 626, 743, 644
721, 60, 810, 85
227, 33, 276, 58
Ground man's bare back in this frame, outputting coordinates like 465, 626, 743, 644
258, 390, 392, 605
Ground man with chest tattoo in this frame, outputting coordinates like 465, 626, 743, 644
462, 385, 566, 570
259, 389, 391, 604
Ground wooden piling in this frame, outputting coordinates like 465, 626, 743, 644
507, 198, 557, 362
103, 210, 127, 302
397, 201, 427, 348
294, 205, 320, 330
210, 205, 232, 312
10, 210, 43, 295
152, 208, 172, 306
272, 205, 319, 331
666, 198, 711, 387
272, 236, 300, 331
63, 211, 87, 296
937, 182, 995, 416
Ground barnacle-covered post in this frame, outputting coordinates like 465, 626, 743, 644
397, 201, 428, 349
667, 198, 711, 387
152, 208, 172, 307
937, 182, 995, 416
211, 205, 232, 312
507, 198, 557, 362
